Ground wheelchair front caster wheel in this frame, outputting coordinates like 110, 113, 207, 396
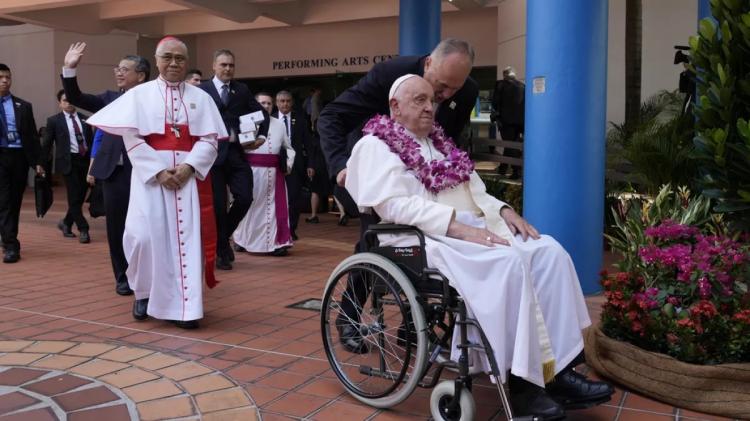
430, 380, 476, 421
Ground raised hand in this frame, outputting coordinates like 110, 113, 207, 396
64, 42, 87, 69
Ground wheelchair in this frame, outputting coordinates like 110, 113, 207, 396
320, 224, 538, 421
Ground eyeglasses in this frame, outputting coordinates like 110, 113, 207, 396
113, 66, 134, 74
157, 54, 187, 64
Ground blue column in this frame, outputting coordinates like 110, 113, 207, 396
524, 0, 609, 294
698, 0, 711, 23
399, 0, 441, 56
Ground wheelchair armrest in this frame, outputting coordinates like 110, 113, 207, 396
363, 224, 427, 252
367, 224, 420, 232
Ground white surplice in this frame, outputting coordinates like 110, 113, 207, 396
233, 117, 295, 252
345, 133, 591, 387
87, 77, 227, 321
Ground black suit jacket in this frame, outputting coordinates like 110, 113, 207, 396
61, 75, 126, 180
492, 78, 525, 127
4, 95, 40, 167
318, 55, 479, 177
276, 111, 314, 172
42, 112, 93, 175
199, 79, 269, 166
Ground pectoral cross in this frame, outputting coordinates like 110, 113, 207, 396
171, 125, 181, 139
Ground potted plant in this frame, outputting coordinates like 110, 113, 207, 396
587, 185, 750, 418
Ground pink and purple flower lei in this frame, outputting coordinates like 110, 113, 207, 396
362, 114, 474, 194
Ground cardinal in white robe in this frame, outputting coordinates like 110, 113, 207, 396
86, 37, 227, 329
344, 74, 613, 419
233, 113, 295, 254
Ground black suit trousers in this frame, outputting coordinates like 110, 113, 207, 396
102, 163, 131, 285
63, 154, 90, 230
498, 124, 523, 176
285, 168, 306, 235
0, 149, 29, 252
339, 212, 380, 320
211, 142, 253, 256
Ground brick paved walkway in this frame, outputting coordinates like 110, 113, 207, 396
0, 189, 738, 420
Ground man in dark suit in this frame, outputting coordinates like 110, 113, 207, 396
274, 90, 314, 240
42, 90, 94, 243
61, 42, 150, 295
0, 63, 44, 263
491, 66, 525, 179
319, 38, 479, 188
199, 49, 269, 270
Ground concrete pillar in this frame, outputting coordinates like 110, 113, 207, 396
398, 0, 441, 56
523, 0, 609, 294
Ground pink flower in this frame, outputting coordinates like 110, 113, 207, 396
362, 114, 474, 194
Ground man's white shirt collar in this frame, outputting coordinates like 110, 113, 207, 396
212, 76, 229, 94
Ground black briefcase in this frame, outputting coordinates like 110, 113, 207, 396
86, 181, 105, 218
34, 174, 53, 218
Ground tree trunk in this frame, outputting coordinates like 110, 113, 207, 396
625, 0, 643, 128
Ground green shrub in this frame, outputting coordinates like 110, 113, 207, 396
690, 0, 750, 231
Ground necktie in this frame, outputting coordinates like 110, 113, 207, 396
0, 98, 7, 147
70, 114, 87, 156
220, 84, 229, 106
283, 115, 289, 136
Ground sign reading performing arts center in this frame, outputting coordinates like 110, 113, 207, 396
272, 54, 398, 71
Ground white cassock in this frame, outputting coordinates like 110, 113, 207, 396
345, 132, 591, 387
87, 77, 227, 321
233, 117, 295, 252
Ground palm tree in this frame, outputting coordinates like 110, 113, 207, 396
625, 0, 642, 128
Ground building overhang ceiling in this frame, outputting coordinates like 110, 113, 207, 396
0, 0, 496, 37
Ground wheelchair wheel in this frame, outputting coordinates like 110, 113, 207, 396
321, 252, 428, 408
430, 380, 476, 421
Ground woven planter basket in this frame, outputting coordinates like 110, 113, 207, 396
584, 325, 750, 419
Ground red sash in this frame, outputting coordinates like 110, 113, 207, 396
146, 124, 219, 289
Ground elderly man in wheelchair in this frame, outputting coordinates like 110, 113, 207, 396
320, 74, 613, 420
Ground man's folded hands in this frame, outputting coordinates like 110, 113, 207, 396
157, 164, 195, 190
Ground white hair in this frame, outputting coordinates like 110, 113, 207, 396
155, 37, 188, 55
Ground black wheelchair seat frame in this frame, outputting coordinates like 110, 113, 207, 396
360, 224, 524, 419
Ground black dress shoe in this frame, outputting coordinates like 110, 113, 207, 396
233, 244, 246, 252
546, 369, 614, 409
336, 314, 369, 354
291, 232, 299, 241
271, 248, 288, 256
226, 247, 235, 262
215, 255, 232, 270
171, 319, 199, 329
58, 220, 76, 238
132, 298, 149, 320
3, 250, 20, 264
305, 215, 320, 223
116, 281, 134, 296
338, 215, 349, 226
79, 230, 91, 244
509, 378, 566, 420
